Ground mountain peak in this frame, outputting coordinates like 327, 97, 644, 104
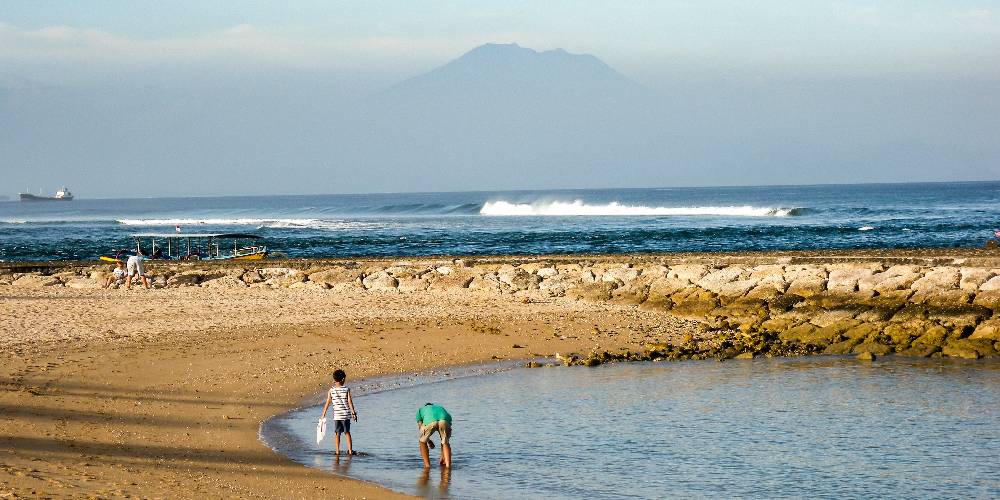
380, 43, 638, 100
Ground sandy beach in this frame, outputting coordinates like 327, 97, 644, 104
1, 263, 694, 498
3, 250, 999, 498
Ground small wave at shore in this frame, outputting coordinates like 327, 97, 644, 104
480, 200, 806, 217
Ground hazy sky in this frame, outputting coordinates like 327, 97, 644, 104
2, 1, 998, 197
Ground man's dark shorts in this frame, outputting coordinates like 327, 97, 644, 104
333, 419, 351, 434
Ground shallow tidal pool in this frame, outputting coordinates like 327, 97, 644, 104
262, 358, 999, 499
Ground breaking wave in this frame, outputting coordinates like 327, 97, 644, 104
480, 200, 806, 217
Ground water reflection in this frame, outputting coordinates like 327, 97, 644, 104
332, 454, 353, 476
416, 467, 452, 497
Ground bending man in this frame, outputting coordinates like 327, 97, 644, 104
417, 402, 453, 468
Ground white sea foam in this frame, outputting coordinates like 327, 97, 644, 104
480, 200, 800, 217
859, 226, 876, 231
116, 218, 375, 230
118, 218, 319, 226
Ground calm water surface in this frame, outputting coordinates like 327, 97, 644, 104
262, 358, 1000, 499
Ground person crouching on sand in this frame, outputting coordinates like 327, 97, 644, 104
105, 261, 126, 288
320, 369, 357, 455
417, 402, 453, 468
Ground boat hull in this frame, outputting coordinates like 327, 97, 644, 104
20, 193, 73, 201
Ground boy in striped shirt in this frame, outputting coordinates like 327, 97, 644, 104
320, 369, 358, 455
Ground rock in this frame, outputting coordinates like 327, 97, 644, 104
201, 276, 247, 288
469, 274, 503, 293
199, 268, 246, 282
307, 268, 363, 287
909, 289, 972, 307
827, 268, 873, 293
910, 267, 960, 291
927, 305, 990, 330
538, 273, 580, 296
779, 323, 818, 343
748, 265, 785, 279
978, 275, 1000, 292
734, 352, 754, 360
168, 270, 205, 287
13, 275, 62, 288
807, 291, 874, 309
855, 305, 900, 323
260, 267, 305, 287
844, 322, 883, 340
243, 270, 265, 284
646, 277, 689, 302
754, 274, 788, 292
941, 338, 997, 359
959, 268, 995, 291
941, 341, 982, 359
669, 288, 719, 317
871, 273, 922, 294
435, 265, 454, 275
852, 342, 894, 356
808, 309, 860, 328
786, 276, 827, 297
898, 344, 941, 358
536, 267, 558, 278
889, 305, 927, 323
362, 271, 399, 291
601, 266, 641, 284
882, 322, 930, 348
744, 285, 783, 301
498, 268, 541, 291
568, 282, 617, 302
824, 337, 864, 355
667, 264, 709, 283
970, 318, 1000, 341
696, 267, 744, 293
716, 279, 759, 299
856, 351, 876, 361
427, 270, 475, 290
760, 317, 801, 332
972, 290, 1000, 311
910, 324, 949, 348
765, 293, 805, 312
610, 279, 650, 305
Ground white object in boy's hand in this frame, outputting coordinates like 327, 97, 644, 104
316, 417, 327, 444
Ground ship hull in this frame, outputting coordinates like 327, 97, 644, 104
19, 193, 73, 201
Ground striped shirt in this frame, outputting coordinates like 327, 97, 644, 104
329, 386, 351, 420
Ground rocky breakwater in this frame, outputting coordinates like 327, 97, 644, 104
4, 252, 1000, 360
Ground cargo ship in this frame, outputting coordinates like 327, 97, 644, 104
19, 187, 73, 201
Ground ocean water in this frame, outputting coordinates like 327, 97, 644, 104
1, 182, 998, 261
263, 358, 1000, 499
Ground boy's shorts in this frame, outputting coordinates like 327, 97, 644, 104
419, 420, 451, 445
127, 258, 145, 277
333, 419, 350, 434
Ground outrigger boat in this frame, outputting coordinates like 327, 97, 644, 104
100, 233, 269, 262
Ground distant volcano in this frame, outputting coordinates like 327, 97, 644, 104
378, 43, 645, 102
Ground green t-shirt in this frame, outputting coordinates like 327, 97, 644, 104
416, 404, 452, 425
